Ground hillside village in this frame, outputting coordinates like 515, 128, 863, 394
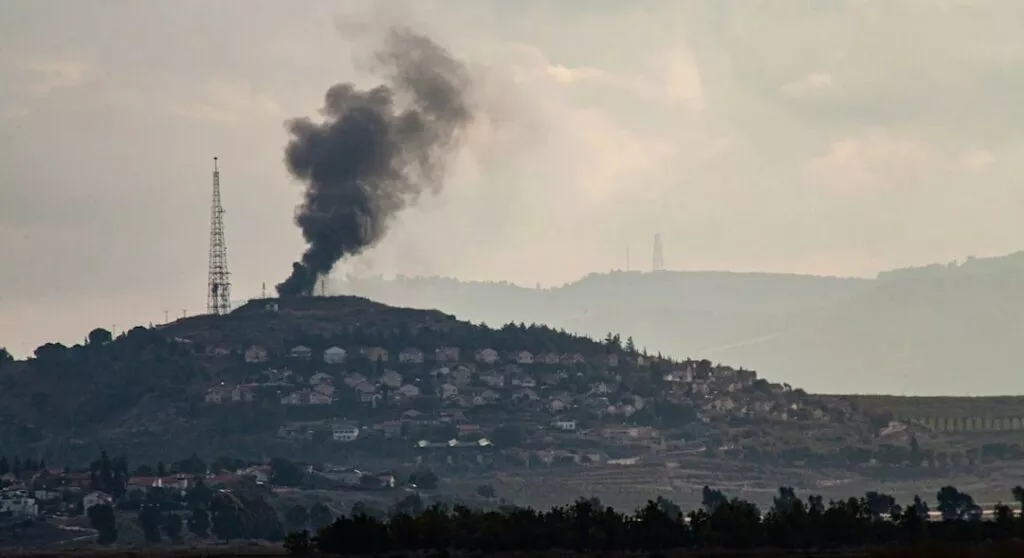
189, 315, 867, 475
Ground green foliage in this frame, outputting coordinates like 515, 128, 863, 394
284, 530, 313, 555
162, 511, 183, 542
298, 486, 1024, 553
187, 505, 210, 538
138, 504, 163, 543
0, 346, 12, 368
408, 470, 439, 489
86, 503, 117, 545
270, 457, 304, 487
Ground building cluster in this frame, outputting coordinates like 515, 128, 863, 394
195, 341, 845, 470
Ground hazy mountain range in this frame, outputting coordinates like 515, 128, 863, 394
333, 252, 1024, 396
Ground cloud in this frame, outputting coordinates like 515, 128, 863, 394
959, 148, 996, 171
804, 133, 933, 192
169, 81, 284, 125
781, 72, 835, 99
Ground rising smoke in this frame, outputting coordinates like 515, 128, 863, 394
276, 28, 473, 296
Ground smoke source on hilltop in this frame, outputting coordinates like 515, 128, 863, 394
276, 27, 474, 297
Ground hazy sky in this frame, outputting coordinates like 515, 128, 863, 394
3, 0, 1024, 356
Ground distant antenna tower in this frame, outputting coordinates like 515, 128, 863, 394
652, 233, 664, 272
207, 156, 231, 315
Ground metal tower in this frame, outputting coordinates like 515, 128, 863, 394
652, 233, 664, 272
207, 156, 231, 315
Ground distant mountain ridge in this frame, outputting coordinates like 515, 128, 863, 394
335, 251, 1024, 395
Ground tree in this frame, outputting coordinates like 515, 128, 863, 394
269, 457, 304, 487
186, 477, 214, 508
188, 506, 211, 538
0, 456, 9, 476
0, 347, 12, 369
87, 328, 113, 346
1012, 485, 1024, 513
162, 512, 183, 543
284, 530, 313, 556
138, 504, 163, 543
408, 470, 439, 489
702, 486, 728, 513
284, 504, 309, 532
87, 503, 118, 545
625, 336, 637, 353
309, 502, 334, 531
476, 484, 496, 499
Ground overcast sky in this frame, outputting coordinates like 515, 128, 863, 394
3, 0, 1024, 356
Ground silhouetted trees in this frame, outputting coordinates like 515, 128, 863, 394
291, 486, 1024, 555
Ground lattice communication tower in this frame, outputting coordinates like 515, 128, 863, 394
207, 156, 231, 315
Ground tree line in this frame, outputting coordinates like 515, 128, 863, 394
286, 485, 1024, 555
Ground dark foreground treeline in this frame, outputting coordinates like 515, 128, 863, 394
285, 488, 1024, 555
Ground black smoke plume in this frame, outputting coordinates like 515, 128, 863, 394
276, 28, 473, 296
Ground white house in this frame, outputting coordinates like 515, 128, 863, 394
83, 491, 113, 511
323, 346, 347, 364
310, 372, 333, 386
380, 370, 403, 389
0, 491, 37, 516
289, 345, 313, 360
244, 345, 269, 363
398, 384, 421, 398
479, 370, 505, 388
231, 385, 255, 403
553, 419, 577, 432
205, 385, 232, 404
399, 348, 425, 364
361, 346, 389, 362
332, 423, 360, 442
474, 348, 500, 364
437, 383, 459, 400
513, 351, 534, 364
435, 346, 461, 363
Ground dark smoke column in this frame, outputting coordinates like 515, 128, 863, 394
276, 28, 473, 296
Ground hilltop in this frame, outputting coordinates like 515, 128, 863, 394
336, 251, 1024, 395
2, 295, 1024, 511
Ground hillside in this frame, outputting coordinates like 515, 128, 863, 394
335, 251, 1024, 395
0, 295, 890, 472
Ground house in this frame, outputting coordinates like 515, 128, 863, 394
590, 382, 612, 395
343, 373, 368, 388
310, 372, 333, 386
437, 383, 459, 400
353, 382, 379, 403
380, 370, 403, 389
0, 491, 37, 516
361, 347, 389, 362
591, 353, 619, 367
244, 345, 269, 363
536, 352, 561, 365
313, 382, 336, 397
397, 384, 421, 398
474, 348, 500, 364
231, 385, 255, 403
204, 385, 233, 404
553, 419, 577, 431
435, 346, 461, 363
510, 373, 536, 388
289, 345, 313, 360
450, 364, 475, 386
664, 368, 694, 383
373, 420, 404, 438
83, 491, 113, 511
560, 353, 586, 365
323, 346, 347, 364
309, 391, 331, 405
548, 397, 572, 413
479, 389, 500, 402
332, 423, 360, 442
478, 369, 505, 388
325, 467, 363, 486
399, 348, 425, 364
376, 473, 396, 488
513, 350, 534, 364
237, 466, 270, 483
281, 389, 332, 405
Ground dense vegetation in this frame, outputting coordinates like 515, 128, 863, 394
287, 486, 1024, 555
